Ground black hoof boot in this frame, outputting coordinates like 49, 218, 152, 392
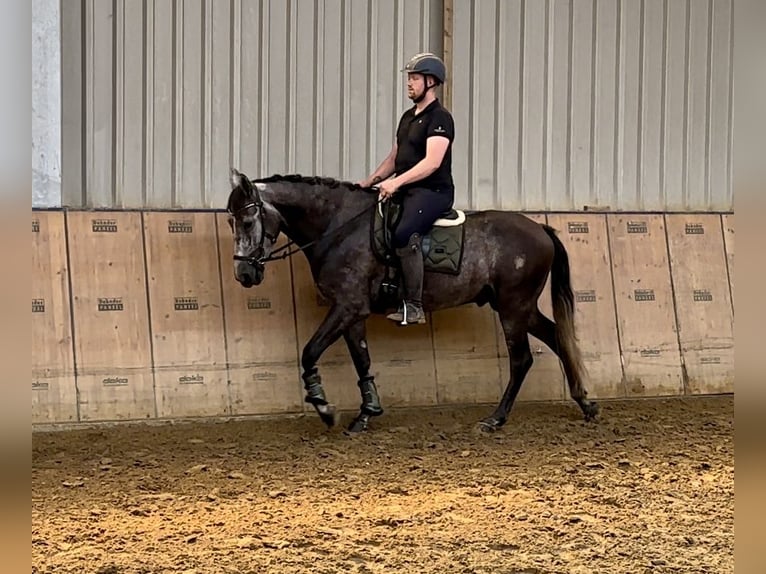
358, 376, 384, 417
303, 370, 337, 427
478, 416, 506, 433
346, 413, 372, 434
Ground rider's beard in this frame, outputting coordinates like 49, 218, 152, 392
408, 86, 424, 103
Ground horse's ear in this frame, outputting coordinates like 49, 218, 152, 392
230, 167, 244, 188
230, 167, 255, 196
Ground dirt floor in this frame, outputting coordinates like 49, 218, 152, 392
32, 395, 733, 574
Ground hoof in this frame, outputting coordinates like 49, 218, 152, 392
583, 401, 600, 422
346, 413, 372, 434
478, 417, 505, 433
314, 403, 338, 428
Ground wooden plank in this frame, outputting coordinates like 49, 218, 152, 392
291, 254, 438, 413
547, 214, 625, 398
665, 215, 734, 394
512, 214, 566, 402
73, 371, 154, 421
216, 213, 303, 415
144, 212, 228, 418
431, 303, 502, 405
722, 214, 734, 309
32, 212, 77, 423
442, 0, 453, 110
607, 214, 684, 396
67, 211, 155, 421
364, 315, 438, 410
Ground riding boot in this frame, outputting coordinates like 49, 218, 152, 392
386, 233, 426, 325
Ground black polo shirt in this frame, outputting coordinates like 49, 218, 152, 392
394, 99, 455, 196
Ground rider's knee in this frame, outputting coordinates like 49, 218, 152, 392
392, 228, 413, 249
395, 230, 423, 249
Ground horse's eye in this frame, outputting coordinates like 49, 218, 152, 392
243, 220, 254, 232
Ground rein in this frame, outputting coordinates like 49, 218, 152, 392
230, 186, 383, 266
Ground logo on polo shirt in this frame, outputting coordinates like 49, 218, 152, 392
434, 126, 446, 133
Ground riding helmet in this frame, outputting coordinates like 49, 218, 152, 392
402, 52, 446, 85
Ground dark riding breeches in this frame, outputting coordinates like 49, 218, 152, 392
392, 187, 454, 248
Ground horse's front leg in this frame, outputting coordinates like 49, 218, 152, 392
343, 318, 383, 433
301, 303, 359, 428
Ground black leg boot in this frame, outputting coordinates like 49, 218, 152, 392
386, 233, 426, 325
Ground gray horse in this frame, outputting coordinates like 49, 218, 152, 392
225, 168, 599, 433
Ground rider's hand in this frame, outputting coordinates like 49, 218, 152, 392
358, 175, 382, 189
377, 179, 398, 201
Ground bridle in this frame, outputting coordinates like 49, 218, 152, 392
228, 181, 383, 268
228, 182, 278, 267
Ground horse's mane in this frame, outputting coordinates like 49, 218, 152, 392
253, 173, 376, 194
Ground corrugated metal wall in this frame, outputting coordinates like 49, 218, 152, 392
451, 0, 734, 211
56, 0, 734, 212
32, 0, 62, 207
61, 0, 441, 209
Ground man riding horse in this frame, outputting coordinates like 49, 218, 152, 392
359, 53, 455, 326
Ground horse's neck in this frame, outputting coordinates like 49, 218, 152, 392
266, 181, 345, 242
265, 181, 373, 253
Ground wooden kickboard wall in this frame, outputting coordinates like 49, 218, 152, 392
66, 212, 156, 421
143, 212, 229, 418
31, 209, 735, 425
32, 212, 77, 423
722, 214, 734, 311
665, 215, 734, 394
607, 214, 685, 396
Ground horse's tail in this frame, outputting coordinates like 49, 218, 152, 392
541, 224, 587, 392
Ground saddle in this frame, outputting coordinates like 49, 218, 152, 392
371, 199, 466, 273
370, 199, 466, 308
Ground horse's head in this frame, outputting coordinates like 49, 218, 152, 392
226, 168, 282, 288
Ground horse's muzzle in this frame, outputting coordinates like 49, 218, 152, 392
235, 261, 264, 288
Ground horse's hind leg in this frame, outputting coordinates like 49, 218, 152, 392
528, 309, 599, 421
343, 318, 383, 433
480, 310, 534, 432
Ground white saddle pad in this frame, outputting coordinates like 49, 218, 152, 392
377, 203, 465, 227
